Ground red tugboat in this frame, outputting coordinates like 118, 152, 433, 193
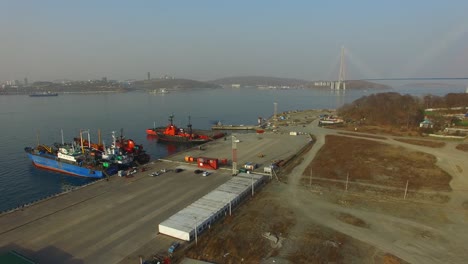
146, 114, 225, 144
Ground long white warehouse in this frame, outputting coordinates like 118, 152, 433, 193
158, 173, 266, 241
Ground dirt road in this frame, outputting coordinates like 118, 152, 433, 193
272, 117, 468, 263
184, 110, 468, 263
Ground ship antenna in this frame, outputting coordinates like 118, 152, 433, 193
80, 130, 84, 154
112, 131, 116, 148
187, 115, 193, 135
36, 129, 40, 146
169, 114, 174, 126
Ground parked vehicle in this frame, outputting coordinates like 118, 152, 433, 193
202, 171, 210, 177
175, 168, 184, 173
194, 169, 203, 174
168, 241, 180, 253
244, 162, 258, 171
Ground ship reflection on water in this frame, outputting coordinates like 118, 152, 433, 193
164, 143, 177, 155
146, 135, 192, 157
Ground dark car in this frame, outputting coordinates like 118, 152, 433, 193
175, 168, 184, 173
194, 169, 203, 174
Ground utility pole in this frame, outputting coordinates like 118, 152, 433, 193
309, 168, 312, 187
274, 102, 278, 121
194, 217, 198, 245
404, 180, 409, 200
251, 174, 254, 196
345, 172, 349, 191
232, 135, 237, 175
273, 102, 278, 128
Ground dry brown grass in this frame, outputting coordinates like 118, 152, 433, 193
337, 212, 369, 228
338, 131, 387, 140
286, 227, 346, 263
456, 143, 468, 152
462, 201, 468, 210
338, 125, 420, 137
304, 135, 452, 191
393, 138, 446, 148
184, 190, 295, 264
382, 254, 406, 264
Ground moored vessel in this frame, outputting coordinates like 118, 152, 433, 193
146, 114, 225, 144
25, 130, 149, 178
29, 91, 59, 97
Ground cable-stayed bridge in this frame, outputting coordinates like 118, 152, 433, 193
324, 46, 468, 90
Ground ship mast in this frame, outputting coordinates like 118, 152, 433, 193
187, 115, 193, 137
169, 114, 174, 126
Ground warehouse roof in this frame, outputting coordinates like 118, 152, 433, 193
159, 173, 264, 237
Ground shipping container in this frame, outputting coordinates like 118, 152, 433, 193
197, 157, 219, 170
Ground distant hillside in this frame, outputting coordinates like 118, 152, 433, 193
307, 80, 391, 90
0, 80, 128, 95
398, 83, 464, 89
133, 78, 221, 91
211, 76, 390, 90
210, 76, 310, 87
344, 80, 390, 90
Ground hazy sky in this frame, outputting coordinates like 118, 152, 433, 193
1, 0, 468, 82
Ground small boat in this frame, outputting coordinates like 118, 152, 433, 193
149, 88, 169, 94
29, 91, 59, 97
318, 115, 344, 126
146, 114, 225, 144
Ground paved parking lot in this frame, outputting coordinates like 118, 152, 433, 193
0, 131, 310, 264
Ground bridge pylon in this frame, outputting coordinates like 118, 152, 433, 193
331, 46, 346, 91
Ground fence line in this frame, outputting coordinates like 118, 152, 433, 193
303, 176, 454, 197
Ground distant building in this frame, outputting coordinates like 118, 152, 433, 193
102, 77, 107, 82
147, 72, 150, 81
419, 117, 434, 128
313, 81, 331, 87
24, 77, 28, 86
232, 84, 241, 88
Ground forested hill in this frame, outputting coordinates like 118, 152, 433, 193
338, 92, 424, 127
337, 92, 468, 128
133, 79, 221, 90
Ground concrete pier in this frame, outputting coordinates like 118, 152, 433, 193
0, 129, 311, 264
211, 124, 259, 130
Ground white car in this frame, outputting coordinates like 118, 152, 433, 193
202, 171, 210, 177
149, 172, 160, 177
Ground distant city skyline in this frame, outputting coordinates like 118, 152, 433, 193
1, 0, 468, 82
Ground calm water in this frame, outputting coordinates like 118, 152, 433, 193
0, 86, 464, 212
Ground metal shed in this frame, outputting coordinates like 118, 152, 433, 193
158, 173, 265, 241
